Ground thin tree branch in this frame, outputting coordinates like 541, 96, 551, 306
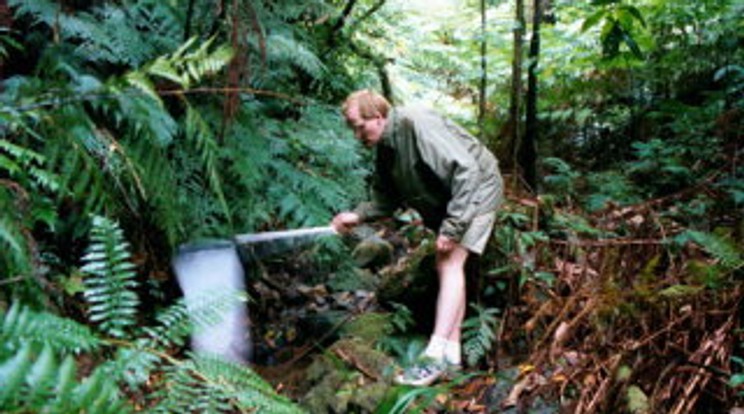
2, 87, 307, 114
331, 0, 359, 34
349, 0, 386, 29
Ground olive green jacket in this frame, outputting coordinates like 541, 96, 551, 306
354, 106, 503, 242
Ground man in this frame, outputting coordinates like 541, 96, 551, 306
331, 89, 503, 386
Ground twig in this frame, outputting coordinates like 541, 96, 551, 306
280, 311, 357, 367
333, 347, 380, 381
669, 316, 733, 414
581, 354, 622, 414
549, 238, 667, 247
0, 276, 26, 286
626, 312, 691, 352
3, 86, 306, 114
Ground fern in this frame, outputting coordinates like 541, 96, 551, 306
184, 105, 231, 224
0, 302, 101, 355
100, 289, 249, 391
0, 136, 60, 279
152, 354, 305, 414
80, 215, 140, 338
225, 105, 367, 233
7, 0, 58, 26
123, 136, 185, 246
462, 304, 500, 367
128, 36, 233, 91
10, 0, 181, 67
266, 32, 325, 79
679, 230, 743, 271
37, 104, 115, 221
0, 343, 132, 414
145, 290, 248, 349
0, 203, 31, 276
0, 27, 22, 62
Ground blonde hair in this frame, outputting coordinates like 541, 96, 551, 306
342, 89, 391, 119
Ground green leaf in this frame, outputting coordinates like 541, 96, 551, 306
620, 28, 644, 59
658, 284, 704, 298
619, 5, 646, 27
626, 385, 649, 414
582, 10, 607, 32
26, 344, 57, 403
0, 343, 33, 405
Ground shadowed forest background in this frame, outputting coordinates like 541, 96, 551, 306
0, 0, 741, 413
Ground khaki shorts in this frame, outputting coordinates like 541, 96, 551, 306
460, 211, 497, 255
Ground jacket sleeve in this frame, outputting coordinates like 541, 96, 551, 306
412, 116, 481, 241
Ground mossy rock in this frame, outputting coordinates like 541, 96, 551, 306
376, 242, 438, 334
300, 338, 396, 413
340, 312, 393, 343
326, 268, 378, 292
352, 235, 395, 269
377, 241, 436, 301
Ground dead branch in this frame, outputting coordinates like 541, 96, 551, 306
669, 316, 733, 414
333, 347, 381, 381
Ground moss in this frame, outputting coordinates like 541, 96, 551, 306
300, 338, 396, 413
341, 312, 393, 344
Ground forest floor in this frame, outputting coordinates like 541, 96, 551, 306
245, 194, 742, 413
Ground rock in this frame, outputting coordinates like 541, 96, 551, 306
352, 235, 394, 269
377, 241, 439, 334
300, 338, 396, 413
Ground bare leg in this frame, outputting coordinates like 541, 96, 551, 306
432, 245, 469, 343
396, 245, 469, 385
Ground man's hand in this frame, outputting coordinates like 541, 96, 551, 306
436, 234, 457, 253
331, 212, 361, 234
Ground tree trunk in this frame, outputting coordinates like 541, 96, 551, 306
478, 0, 487, 140
500, 0, 524, 175
520, 0, 542, 192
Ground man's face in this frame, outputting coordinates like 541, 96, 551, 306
345, 103, 385, 148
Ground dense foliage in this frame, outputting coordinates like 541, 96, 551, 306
0, 0, 741, 412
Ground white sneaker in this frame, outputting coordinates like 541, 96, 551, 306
443, 361, 462, 380
394, 357, 447, 386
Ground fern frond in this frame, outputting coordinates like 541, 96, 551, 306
143, 290, 248, 350
152, 354, 304, 414
683, 230, 743, 271
42, 108, 113, 217
101, 345, 162, 392
151, 361, 232, 413
118, 134, 184, 245
134, 37, 233, 89
98, 290, 248, 391
7, 0, 58, 27
0, 211, 27, 269
179, 38, 233, 84
0, 343, 132, 413
462, 304, 500, 367
11, 0, 180, 68
80, 215, 140, 338
266, 33, 325, 79
122, 72, 162, 104
184, 105, 231, 223
0, 138, 60, 192
192, 353, 277, 394
0, 302, 102, 355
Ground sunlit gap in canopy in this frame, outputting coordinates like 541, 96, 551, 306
388, 0, 475, 119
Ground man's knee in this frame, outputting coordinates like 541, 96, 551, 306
436, 246, 469, 273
